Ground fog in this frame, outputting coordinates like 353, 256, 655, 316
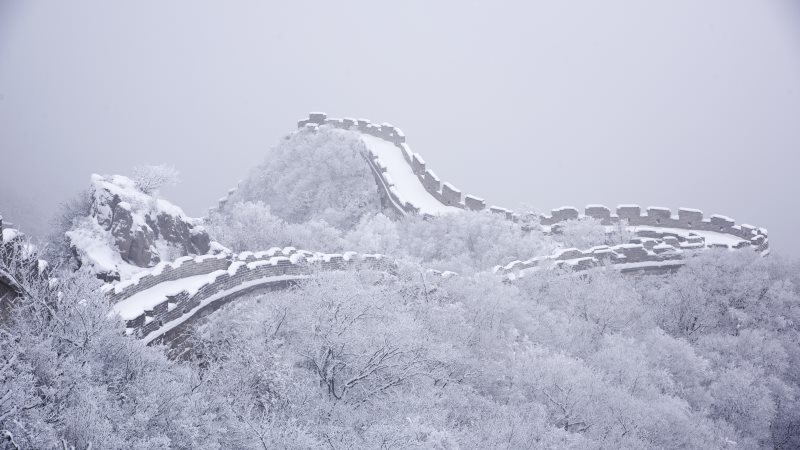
1, 0, 799, 254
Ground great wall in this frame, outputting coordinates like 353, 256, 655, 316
104, 248, 391, 343
0, 113, 771, 344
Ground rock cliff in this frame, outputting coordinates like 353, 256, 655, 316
67, 174, 211, 280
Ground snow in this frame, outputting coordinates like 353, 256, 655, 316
628, 226, 746, 247
111, 253, 232, 292
552, 247, 582, 258
565, 257, 596, 266
1, 228, 19, 243
442, 182, 460, 193
246, 257, 289, 269
65, 219, 143, 280
141, 274, 309, 344
112, 270, 227, 320
616, 260, 687, 272
710, 214, 734, 222
70, 174, 209, 278
360, 134, 461, 215
92, 174, 188, 220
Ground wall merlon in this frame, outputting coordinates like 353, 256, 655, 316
646, 207, 671, 220
740, 224, 756, 236
678, 208, 704, 224
308, 112, 327, 123
441, 183, 462, 206
423, 169, 441, 193
464, 195, 486, 211
324, 118, 344, 127
490, 206, 511, 216
585, 205, 611, 220
411, 154, 426, 175
710, 214, 735, 230
617, 205, 641, 220
551, 207, 579, 221
399, 144, 412, 164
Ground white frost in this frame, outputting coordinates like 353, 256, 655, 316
360, 134, 460, 215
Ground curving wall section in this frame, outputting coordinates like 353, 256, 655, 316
292, 113, 769, 258
496, 242, 687, 280
139, 113, 771, 343
297, 113, 482, 216
106, 248, 391, 343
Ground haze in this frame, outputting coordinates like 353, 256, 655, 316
1, 0, 799, 254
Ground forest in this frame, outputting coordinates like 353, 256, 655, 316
1, 128, 799, 449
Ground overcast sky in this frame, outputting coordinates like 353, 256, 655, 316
1, 1, 799, 255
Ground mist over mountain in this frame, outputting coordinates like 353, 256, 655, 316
1, 2, 799, 448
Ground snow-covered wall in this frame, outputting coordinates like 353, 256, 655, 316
156, 114, 772, 341
292, 113, 768, 257
540, 205, 768, 253
495, 242, 687, 280
296, 113, 485, 217
107, 248, 391, 342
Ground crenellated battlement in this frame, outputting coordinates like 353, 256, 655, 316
102, 253, 232, 303
172, 113, 770, 341
291, 113, 768, 258
537, 204, 767, 253
295, 113, 490, 216
107, 247, 394, 342
494, 241, 690, 280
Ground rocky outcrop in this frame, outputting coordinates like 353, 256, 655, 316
0, 215, 51, 321
67, 174, 211, 280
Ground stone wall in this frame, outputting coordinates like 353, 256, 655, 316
103, 253, 232, 303
207, 184, 241, 216
108, 249, 391, 341
537, 205, 768, 253
197, 114, 770, 289
494, 241, 689, 280
295, 113, 491, 217
292, 113, 769, 257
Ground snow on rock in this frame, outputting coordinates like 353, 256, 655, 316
67, 174, 213, 281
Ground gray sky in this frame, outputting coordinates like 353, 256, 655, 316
1, 1, 799, 255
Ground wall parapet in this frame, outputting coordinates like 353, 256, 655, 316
296, 113, 491, 217
494, 241, 690, 280
107, 248, 394, 341
539, 204, 767, 253
292, 113, 768, 258
201, 115, 769, 288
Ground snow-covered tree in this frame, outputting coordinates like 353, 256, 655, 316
554, 217, 608, 249
131, 164, 180, 195
232, 128, 380, 229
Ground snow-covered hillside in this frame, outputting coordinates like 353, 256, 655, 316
0, 114, 791, 450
